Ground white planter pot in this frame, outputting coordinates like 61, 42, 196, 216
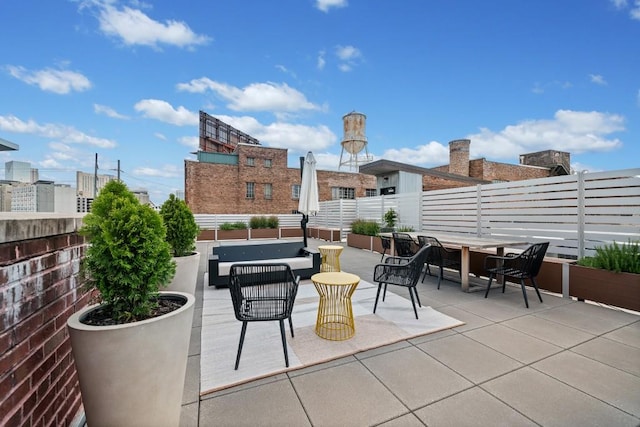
67, 292, 195, 427
165, 251, 200, 296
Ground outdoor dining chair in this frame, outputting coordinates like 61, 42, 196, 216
228, 263, 300, 369
372, 245, 431, 319
417, 235, 462, 289
392, 232, 420, 257
483, 242, 549, 308
379, 235, 392, 261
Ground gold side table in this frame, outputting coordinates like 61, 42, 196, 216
318, 245, 343, 272
311, 272, 360, 340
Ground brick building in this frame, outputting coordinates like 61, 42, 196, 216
185, 113, 570, 214
185, 144, 376, 214
361, 139, 570, 193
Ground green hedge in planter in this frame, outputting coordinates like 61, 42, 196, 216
220, 221, 248, 230
577, 240, 640, 274
350, 219, 380, 236
249, 215, 279, 229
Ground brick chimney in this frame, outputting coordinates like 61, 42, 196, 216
448, 139, 470, 176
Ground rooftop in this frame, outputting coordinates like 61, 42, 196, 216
178, 238, 640, 426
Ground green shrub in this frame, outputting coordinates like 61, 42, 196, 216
267, 215, 279, 229
80, 180, 176, 322
383, 208, 398, 229
220, 221, 248, 230
248, 215, 279, 229
160, 194, 199, 257
577, 240, 640, 274
397, 225, 415, 232
350, 219, 380, 236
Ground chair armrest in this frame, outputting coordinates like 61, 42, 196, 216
484, 253, 520, 270
384, 255, 411, 265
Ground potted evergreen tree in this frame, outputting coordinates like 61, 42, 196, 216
161, 193, 201, 295
67, 181, 195, 427
381, 208, 398, 232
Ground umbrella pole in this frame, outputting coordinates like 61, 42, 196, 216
301, 214, 308, 247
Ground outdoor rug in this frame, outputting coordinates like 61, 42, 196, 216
200, 274, 465, 396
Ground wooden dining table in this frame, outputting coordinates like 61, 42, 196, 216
380, 232, 530, 292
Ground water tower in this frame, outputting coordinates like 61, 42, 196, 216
339, 111, 373, 170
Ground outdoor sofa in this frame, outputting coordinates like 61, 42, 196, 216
208, 239, 321, 288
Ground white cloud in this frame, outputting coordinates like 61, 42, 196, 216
315, 0, 348, 13
177, 78, 321, 113
589, 74, 607, 85
132, 164, 181, 178
94, 3, 210, 49
5, 65, 91, 94
134, 99, 198, 126
335, 45, 362, 72
611, 0, 640, 20
317, 50, 326, 70
209, 114, 337, 156
94, 103, 129, 119
154, 132, 167, 140
0, 114, 116, 148
531, 80, 572, 94
178, 136, 198, 149
381, 141, 450, 166
466, 110, 624, 160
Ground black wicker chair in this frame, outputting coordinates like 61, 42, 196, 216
379, 235, 392, 261
373, 245, 431, 319
229, 263, 300, 370
417, 235, 462, 289
483, 242, 549, 308
392, 232, 420, 257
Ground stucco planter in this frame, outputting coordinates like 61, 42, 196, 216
569, 264, 640, 312
67, 292, 195, 427
165, 251, 200, 295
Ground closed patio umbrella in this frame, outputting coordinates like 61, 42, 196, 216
298, 151, 319, 247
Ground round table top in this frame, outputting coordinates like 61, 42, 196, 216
311, 271, 360, 285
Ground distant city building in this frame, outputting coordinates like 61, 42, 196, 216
77, 196, 93, 213
0, 182, 13, 211
76, 171, 115, 198
175, 190, 185, 200
11, 180, 54, 212
54, 185, 77, 213
131, 188, 150, 205
5, 161, 37, 183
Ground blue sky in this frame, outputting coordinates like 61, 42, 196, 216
1, 0, 638, 205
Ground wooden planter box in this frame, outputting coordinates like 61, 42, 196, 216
569, 264, 640, 312
280, 227, 303, 238
216, 229, 249, 240
249, 228, 279, 239
308, 227, 341, 242
347, 233, 374, 251
197, 229, 215, 241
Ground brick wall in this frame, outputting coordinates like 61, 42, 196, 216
185, 145, 377, 214
0, 215, 88, 427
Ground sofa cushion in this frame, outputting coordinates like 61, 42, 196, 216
218, 257, 313, 277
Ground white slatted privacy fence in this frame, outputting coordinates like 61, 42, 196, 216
193, 168, 640, 259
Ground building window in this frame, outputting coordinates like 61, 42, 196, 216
331, 187, 355, 200
292, 184, 300, 200
246, 182, 255, 199
365, 188, 377, 197
264, 159, 272, 168
246, 157, 255, 166
264, 183, 272, 199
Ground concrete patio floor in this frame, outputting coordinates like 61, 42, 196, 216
180, 238, 640, 426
